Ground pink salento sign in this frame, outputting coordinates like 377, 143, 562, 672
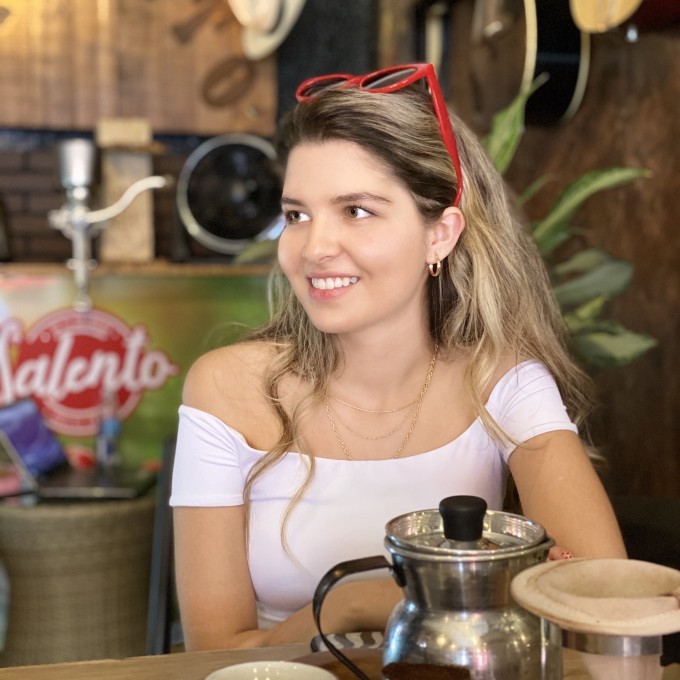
0, 308, 180, 436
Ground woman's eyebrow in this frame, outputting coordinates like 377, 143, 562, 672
281, 192, 392, 207
332, 192, 392, 205
280, 195, 304, 206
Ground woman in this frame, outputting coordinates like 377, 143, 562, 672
170, 64, 626, 651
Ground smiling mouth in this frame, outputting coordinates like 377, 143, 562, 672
310, 276, 359, 290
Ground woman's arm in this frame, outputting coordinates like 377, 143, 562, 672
174, 504, 403, 651
509, 429, 627, 558
173, 504, 257, 650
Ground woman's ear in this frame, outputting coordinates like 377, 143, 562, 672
426, 207, 465, 263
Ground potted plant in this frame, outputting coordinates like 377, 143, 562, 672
483, 80, 656, 369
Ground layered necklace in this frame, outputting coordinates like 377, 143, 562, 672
324, 343, 439, 460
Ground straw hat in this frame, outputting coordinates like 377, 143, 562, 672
511, 558, 680, 637
228, 0, 307, 60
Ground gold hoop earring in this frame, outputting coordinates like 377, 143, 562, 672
428, 259, 442, 278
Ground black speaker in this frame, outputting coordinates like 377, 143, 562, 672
276, 0, 380, 117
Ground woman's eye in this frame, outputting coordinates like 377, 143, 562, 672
346, 205, 372, 219
283, 209, 310, 224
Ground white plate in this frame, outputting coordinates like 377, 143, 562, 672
205, 660, 338, 680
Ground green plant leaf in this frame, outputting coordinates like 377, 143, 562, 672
519, 174, 553, 204
483, 74, 548, 174
533, 168, 650, 245
553, 248, 612, 277
535, 229, 572, 257
563, 295, 609, 333
569, 318, 630, 336
553, 260, 633, 306
570, 329, 657, 369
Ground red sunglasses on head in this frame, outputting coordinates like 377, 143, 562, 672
295, 63, 463, 207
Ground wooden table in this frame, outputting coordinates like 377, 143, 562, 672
0, 644, 676, 680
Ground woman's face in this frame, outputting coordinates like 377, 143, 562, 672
278, 140, 435, 339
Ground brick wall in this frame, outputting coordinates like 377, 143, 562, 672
0, 131, 205, 263
0, 145, 71, 262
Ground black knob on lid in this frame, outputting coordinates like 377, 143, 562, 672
439, 495, 487, 542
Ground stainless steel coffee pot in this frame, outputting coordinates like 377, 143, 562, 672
313, 495, 562, 679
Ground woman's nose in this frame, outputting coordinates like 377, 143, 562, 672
301, 219, 341, 262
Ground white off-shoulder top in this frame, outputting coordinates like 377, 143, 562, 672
170, 360, 577, 626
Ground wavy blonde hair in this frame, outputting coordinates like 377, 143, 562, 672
244, 85, 595, 525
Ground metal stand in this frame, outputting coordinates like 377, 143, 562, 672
47, 139, 172, 311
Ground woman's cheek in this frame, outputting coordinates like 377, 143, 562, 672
276, 232, 295, 276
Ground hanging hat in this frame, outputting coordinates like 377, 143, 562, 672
511, 558, 680, 637
228, 0, 307, 60
569, 0, 643, 32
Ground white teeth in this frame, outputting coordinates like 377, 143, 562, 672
311, 276, 358, 290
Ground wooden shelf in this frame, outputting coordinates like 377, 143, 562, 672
0, 259, 272, 278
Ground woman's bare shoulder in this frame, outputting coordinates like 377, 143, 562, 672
182, 340, 277, 423
478, 353, 533, 402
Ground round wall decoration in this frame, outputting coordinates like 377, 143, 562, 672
176, 133, 282, 255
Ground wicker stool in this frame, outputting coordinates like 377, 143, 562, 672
0, 494, 156, 666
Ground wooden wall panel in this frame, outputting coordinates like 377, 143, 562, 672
0, 0, 276, 136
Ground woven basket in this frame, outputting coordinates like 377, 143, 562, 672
0, 494, 156, 666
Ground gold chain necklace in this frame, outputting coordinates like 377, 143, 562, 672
324, 343, 439, 460
329, 395, 418, 413
324, 401, 414, 440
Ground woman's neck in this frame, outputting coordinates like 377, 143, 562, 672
329, 333, 440, 412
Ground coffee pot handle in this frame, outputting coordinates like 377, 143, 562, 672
312, 555, 393, 680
